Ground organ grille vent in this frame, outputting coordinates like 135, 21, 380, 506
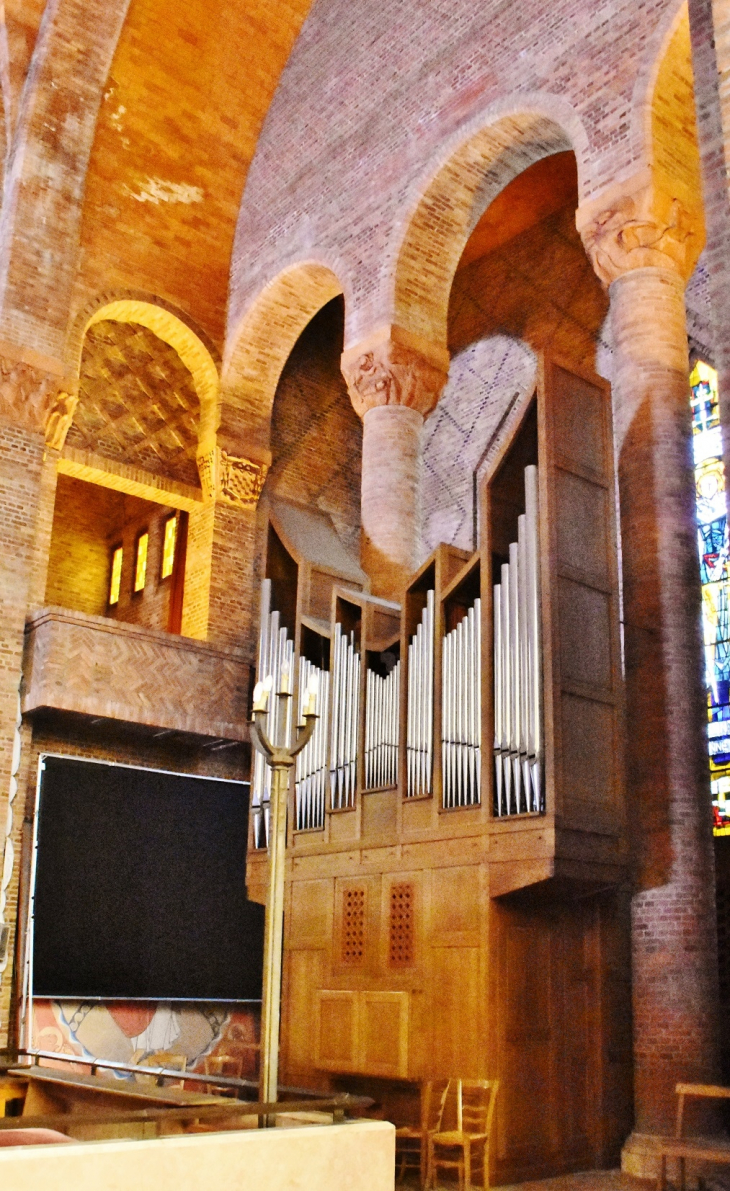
342, 888, 366, 964
389, 883, 414, 966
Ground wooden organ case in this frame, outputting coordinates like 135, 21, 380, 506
250, 359, 632, 1181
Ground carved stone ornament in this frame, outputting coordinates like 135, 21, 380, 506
196, 447, 217, 502
0, 358, 60, 434
576, 181, 701, 287
44, 390, 79, 452
341, 338, 448, 419
219, 451, 268, 509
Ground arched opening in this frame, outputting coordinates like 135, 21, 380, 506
421, 149, 607, 556
46, 309, 214, 636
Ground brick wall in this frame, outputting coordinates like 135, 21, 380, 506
228, 0, 674, 351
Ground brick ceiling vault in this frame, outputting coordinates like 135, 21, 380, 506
67, 321, 201, 488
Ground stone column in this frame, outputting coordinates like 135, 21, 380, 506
578, 180, 720, 1149
341, 328, 448, 599
0, 357, 62, 1046
194, 439, 269, 656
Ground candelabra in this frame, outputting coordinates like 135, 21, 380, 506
250, 669, 318, 1109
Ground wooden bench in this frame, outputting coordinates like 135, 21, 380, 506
657, 1084, 730, 1191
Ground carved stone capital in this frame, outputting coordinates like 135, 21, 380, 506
196, 445, 269, 509
576, 173, 703, 286
0, 357, 60, 435
341, 328, 449, 419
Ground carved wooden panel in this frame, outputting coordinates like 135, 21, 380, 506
316, 990, 358, 1069
314, 988, 409, 1078
341, 887, 366, 965
359, 991, 409, 1078
539, 359, 623, 833
388, 882, 414, 967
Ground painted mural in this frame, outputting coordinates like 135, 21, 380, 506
32, 998, 260, 1082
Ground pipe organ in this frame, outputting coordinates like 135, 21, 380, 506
442, 598, 481, 808
295, 657, 329, 830
406, 590, 434, 797
252, 360, 628, 1184
251, 578, 294, 848
493, 464, 542, 816
329, 623, 360, 809
365, 660, 400, 790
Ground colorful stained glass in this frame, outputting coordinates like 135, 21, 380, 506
161, 514, 177, 579
690, 361, 730, 835
134, 531, 148, 593
108, 546, 123, 606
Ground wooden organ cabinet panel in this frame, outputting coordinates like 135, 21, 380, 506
539, 358, 624, 848
264, 356, 631, 1180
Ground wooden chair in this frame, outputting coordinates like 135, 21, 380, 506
395, 1080, 448, 1186
657, 1083, 730, 1191
132, 1051, 187, 1088
203, 1053, 243, 1097
427, 1079, 499, 1191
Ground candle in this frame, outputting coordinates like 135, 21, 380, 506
252, 674, 273, 713
279, 662, 292, 695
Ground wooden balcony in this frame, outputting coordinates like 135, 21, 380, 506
22, 607, 251, 741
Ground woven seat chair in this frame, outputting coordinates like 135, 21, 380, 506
427, 1079, 499, 1191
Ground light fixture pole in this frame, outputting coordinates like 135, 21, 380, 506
250, 673, 317, 1108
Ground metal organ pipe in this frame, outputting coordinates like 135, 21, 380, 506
295, 659, 329, 830
251, 578, 295, 847
365, 660, 400, 789
441, 599, 481, 808
329, 624, 360, 808
406, 589, 434, 797
493, 464, 543, 816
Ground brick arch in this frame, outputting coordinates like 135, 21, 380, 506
222, 261, 344, 453
68, 295, 221, 448
0, 0, 130, 362
630, 0, 688, 173
388, 106, 584, 356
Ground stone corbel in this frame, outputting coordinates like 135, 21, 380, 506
341, 325, 450, 419
196, 441, 270, 509
44, 389, 79, 452
576, 169, 704, 286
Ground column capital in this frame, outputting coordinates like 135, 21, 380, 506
576, 169, 703, 287
341, 325, 449, 419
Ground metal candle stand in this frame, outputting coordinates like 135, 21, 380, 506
250, 675, 318, 1113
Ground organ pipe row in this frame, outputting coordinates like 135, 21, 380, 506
364, 661, 401, 790
493, 465, 543, 815
251, 579, 294, 847
406, 590, 435, 797
442, 600, 481, 807
254, 474, 543, 835
329, 624, 360, 809
295, 658, 329, 830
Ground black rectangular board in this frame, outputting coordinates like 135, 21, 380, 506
32, 755, 264, 1001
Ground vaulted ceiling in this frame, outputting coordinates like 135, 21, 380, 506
72, 0, 314, 347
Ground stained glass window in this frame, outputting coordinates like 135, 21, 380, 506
161, 514, 177, 579
108, 546, 123, 606
134, 531, 148, 593
690, 361, 730, 835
